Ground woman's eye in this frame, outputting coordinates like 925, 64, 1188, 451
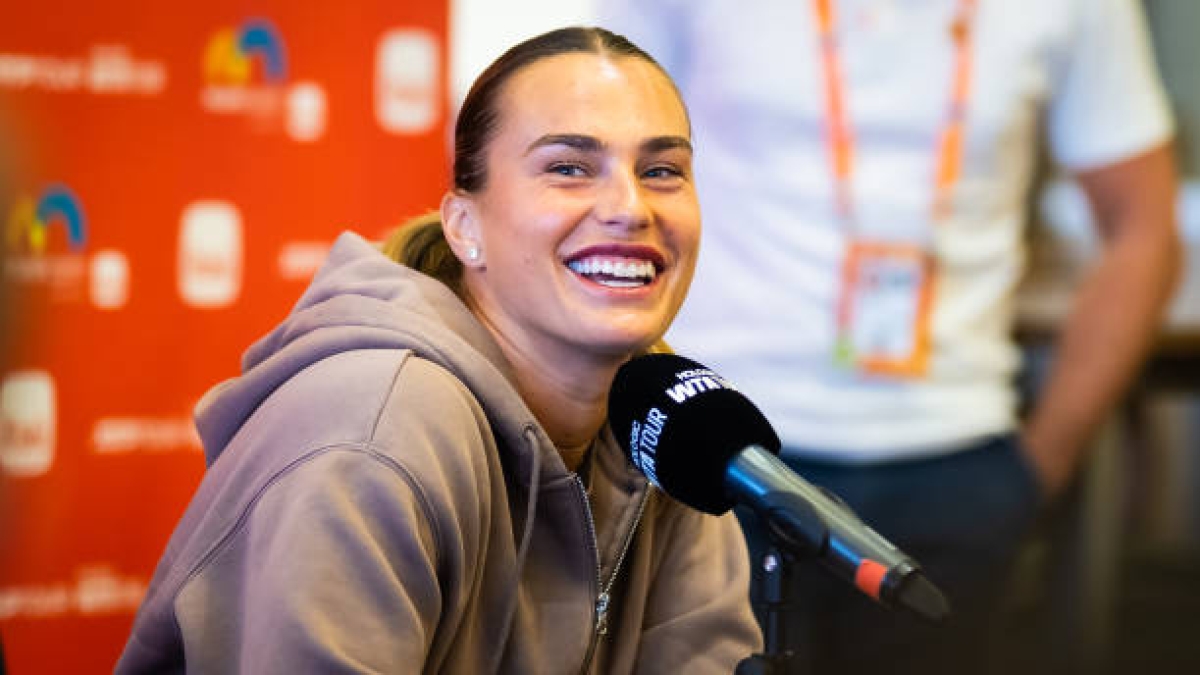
644, 165, 683, 180
548, 163, 587, 177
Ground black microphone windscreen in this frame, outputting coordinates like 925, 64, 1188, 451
608, 353, 781, 514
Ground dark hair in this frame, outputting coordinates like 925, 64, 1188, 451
454, 25, 670, 193
383, 26, 680, 287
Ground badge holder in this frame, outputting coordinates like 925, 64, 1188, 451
834, 240, 935, 378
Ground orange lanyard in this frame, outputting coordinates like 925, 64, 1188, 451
812, 0, 978, 229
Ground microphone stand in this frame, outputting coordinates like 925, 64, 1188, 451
736, 492, 829, 675
735, 541, 803, 675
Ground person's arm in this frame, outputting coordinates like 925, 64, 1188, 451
174, 448, 446, 674
1021, 143, 1182, 497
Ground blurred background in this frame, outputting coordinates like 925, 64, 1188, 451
0, 0, 1197, 672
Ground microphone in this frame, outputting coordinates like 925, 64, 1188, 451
608, 353, 950, 623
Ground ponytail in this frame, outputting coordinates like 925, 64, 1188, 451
381, 211, 464, 292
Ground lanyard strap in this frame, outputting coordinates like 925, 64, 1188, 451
812, 0, 978, 228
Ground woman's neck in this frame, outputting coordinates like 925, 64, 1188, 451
509, 353, 614, 471
462, 286, 625, 471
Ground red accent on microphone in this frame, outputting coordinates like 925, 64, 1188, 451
855, 559, 888, 600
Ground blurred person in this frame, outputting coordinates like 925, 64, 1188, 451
114, 26, 761, 674
601, 0, 1181, 673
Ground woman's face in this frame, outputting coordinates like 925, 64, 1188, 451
459, 53, 699, 368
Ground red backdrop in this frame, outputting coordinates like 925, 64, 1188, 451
0, 2, 449, 671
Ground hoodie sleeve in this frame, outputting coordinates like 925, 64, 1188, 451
633, 506, 764, 674
171, 446, 444, 674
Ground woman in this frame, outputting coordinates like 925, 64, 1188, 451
116, 27, 761, 674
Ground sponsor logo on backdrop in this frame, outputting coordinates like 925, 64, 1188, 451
375, 28, 439, 135
0, 370, 55, 478
92, 415, 202, 454
5, 184, 89, 301
0, 565, 147, 619
178, 200, 243, 308
7, 184, 87, 254
5, 184, 127, 307
201, 17, 326, 142
277, 240, 331, 281
0, 44, 166, 95
202, 17, 288, 109
89, 248, 130, 309
285, 81, 327, 142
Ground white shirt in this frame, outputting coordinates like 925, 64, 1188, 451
601, 0, 1174, 460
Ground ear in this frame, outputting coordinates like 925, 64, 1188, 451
440, 190, 485, 268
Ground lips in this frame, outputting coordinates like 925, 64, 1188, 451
564, 244, 665, 289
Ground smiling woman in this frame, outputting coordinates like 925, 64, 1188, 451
116, 26, 761, 675
388, 36, 699, 399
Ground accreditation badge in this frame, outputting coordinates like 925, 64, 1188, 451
834, 240, 935, 377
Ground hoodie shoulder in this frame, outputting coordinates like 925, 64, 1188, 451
118, 347, 506, 673
193, 232, 524, 464
266, 347, 502, 506
252, 347, 491, 461
135, 347, 497, 615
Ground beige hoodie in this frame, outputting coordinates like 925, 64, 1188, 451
116, 232, 761, 674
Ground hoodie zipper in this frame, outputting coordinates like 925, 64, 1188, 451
575, 475, 650, 674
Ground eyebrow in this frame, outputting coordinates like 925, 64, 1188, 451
524, 133, 693, 156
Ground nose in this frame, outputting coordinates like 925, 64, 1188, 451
594, 167, 650, 230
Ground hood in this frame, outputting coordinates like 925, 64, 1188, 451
193, 231, 555, 484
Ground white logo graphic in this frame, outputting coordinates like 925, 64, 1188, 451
178, 201, 243, 308
631, 407, 667, 487
0, 45, 167, 96
664, 369, 730, 403
0, 370, 56, 477
0, 565, 148, 620
375, 29, 439, 134
92, 416, 202, 454
90, 249, 129, 309
286, 81, 327, 142
277, 241, 331, 281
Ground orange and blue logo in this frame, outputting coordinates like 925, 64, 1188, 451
203, 18, 288, 86
6, 184, 87, 254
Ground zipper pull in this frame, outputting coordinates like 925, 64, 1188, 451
595, 591, 610, 636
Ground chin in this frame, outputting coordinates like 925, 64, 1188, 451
576, 330, 662, 360
561, 306, 672, 356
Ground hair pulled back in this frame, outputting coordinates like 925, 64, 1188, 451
382, 26, 675, 290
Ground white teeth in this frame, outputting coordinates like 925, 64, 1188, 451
567, 258, 657, 284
